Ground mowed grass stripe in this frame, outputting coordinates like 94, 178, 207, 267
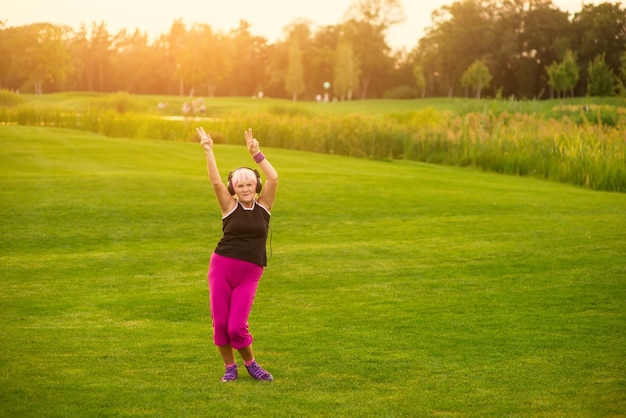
1, 125, 625, 417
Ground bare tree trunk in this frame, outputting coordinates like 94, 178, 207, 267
98, 61, 103, 92
85, 55, 94, 91
33, 78, 43, 95
360, 75, 370, 99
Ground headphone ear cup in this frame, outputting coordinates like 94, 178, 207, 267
227, 171, 235, 195
255, 169, 262, 193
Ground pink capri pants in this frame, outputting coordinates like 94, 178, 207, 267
208, 252, 263, 349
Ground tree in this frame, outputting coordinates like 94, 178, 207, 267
308, 25, 340, 99
412, 63, 426, 98
18, 23, 71, 94
487, 3, 523, 99
225, 20, 268, 97
0, 25, 26, 91
572, 3, 626, 95
587, 53, 616, 96
341, 0, 404, 98
517, 3, 572, 98
110, 31, 135, 92
178, 23, 232, 98
618, 51, 626, 96
460, 59, 492, 98
425, 0, 494, 97
283, 20, 318, 100
547, 49, 580, 98
341, 19, 393, 98
164, 19, 188, 96
285, 39, 305, 101
546, 62, 568, 98
85, 22, 113, 92
333, 40, 360, 101
343, 0, 406, 30
12, 1, 626, 99
0, 22, 12, 90
416, 0, 584, 99
414, 25, 444, 97
560, 50, 580, 97
177, 24, 202, 96
64, 24, 90, 91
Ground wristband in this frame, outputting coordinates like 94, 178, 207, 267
253, 152, 266, 163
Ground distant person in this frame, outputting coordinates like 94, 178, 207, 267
198, 98, 206, 114
196, 126, 278, 382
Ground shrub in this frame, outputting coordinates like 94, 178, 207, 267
383, 85, 418, 99
0, 90, 24, 107
89, 91, 148, 114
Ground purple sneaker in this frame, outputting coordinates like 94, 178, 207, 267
245, 361, 274, 381
221, 364, 238, 382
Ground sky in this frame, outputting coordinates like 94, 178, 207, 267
0, 0, 614, 51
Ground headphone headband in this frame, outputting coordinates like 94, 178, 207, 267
227, 167, 262, 195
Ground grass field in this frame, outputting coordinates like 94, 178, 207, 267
1, 125, 625, 417
9, 91, 625, 117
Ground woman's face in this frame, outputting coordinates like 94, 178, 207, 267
233, 174, 257, 206
235, 180, 256, 202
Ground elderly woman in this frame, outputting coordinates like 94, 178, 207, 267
197, 127, 278, 382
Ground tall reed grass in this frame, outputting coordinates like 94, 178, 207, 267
1, 91, 624, 192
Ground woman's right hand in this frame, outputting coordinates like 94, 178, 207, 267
196, 127, 213, 152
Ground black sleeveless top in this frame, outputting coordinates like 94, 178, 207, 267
214, 200, 270, 266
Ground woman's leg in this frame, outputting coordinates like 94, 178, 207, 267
218, 344, 236, 365
237, 344, 254, 362
208, 253, 234, 349
227, 261, 262, 350
209, 255, 271, 380
227, 263, 273, 381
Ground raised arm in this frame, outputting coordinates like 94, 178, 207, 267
197, 127, 235, 215
245, 128, 278, 211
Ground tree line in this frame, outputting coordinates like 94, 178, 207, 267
1, 0, 624, 100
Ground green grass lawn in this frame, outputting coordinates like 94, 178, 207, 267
14, 91, 626, 117
1, 125, 625, 417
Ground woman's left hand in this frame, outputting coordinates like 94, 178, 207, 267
245, 128, 260, 155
